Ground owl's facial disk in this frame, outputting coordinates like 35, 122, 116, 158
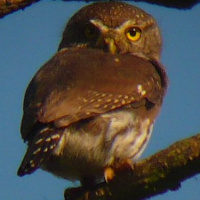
89, 19, 146, 57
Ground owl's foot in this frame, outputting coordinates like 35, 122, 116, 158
80, 176, 97, 188
64, 186, 89, 200
65, 177, 99, 200
104, 167, 116, 183
104, 159, 134, 182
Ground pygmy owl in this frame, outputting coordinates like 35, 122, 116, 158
17, 2, 168, 186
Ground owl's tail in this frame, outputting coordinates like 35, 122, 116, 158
17, 126, 63, 176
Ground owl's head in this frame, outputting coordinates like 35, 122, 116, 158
58, 2, 162, 62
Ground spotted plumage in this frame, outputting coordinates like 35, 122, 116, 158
17, 2, 168, 186
18, 126, 62, 175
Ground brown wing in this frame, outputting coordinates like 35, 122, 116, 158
21, 47, 167, 141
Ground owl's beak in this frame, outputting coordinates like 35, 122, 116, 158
90, 19, 117, 54
96, 36, 117, 54
104, 38, 117, 54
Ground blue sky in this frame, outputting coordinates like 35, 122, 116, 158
0, 1, 200, 200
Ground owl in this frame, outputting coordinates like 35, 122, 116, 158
17, 2, 168, 186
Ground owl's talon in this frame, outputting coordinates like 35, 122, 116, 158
104, 159, 134, 183
104, 167, 116, 183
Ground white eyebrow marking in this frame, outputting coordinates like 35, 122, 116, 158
90, 19, 108, 33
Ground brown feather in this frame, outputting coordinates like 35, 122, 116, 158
21, 47, 167, 142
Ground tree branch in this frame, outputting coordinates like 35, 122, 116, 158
64, 133, 200, 200
0, 0, 39, 18
132, 0, 200, 9
0, 0, 200, 19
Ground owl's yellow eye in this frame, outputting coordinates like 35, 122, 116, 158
126, 27, 142, 41
84, 24, 98, 39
